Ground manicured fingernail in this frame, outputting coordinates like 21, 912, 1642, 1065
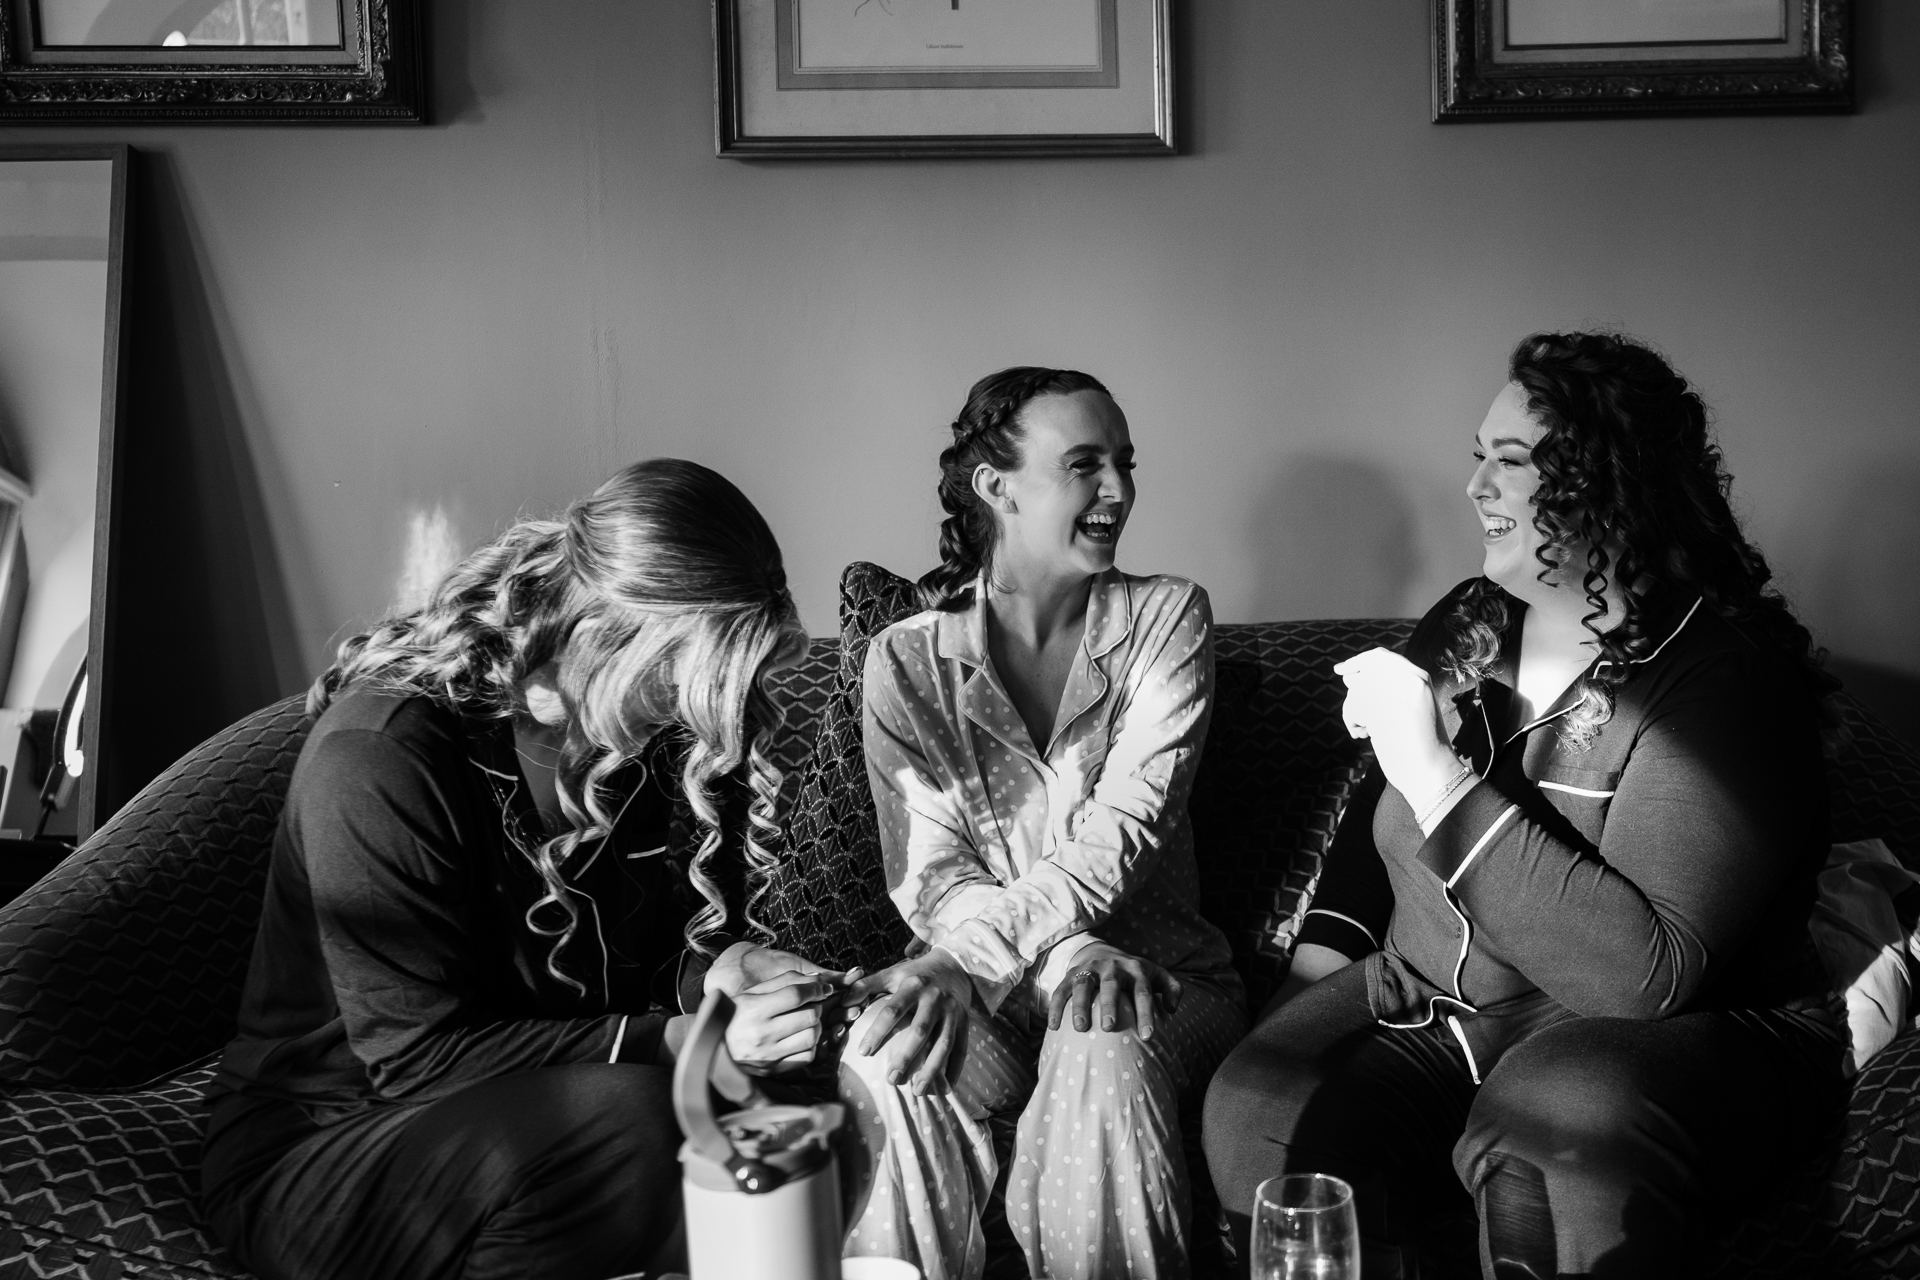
1102, 1017, 1114, 1030
888, 1070, 904, 1085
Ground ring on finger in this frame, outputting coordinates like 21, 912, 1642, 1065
1072, 970, 1097, 984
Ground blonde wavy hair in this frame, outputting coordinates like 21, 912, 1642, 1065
310, 459, 806, 993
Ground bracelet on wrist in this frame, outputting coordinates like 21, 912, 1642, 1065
1415, 761, 1475, 829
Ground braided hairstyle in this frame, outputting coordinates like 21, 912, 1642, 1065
916, 366, 1112, 611
1437, 331, 1831, 746
311, 459, 807, 993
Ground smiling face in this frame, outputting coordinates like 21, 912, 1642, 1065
1467, 382, 1560, 601
982, 389, 1135, 583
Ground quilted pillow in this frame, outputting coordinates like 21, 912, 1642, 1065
762, 563, 921, 973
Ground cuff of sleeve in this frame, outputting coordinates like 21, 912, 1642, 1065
1297, 909, 1377, 960
929, 943, 1014, 1016
610, 1012, 669, 1065
1033, 932, 1101, 997
1414, 781, 1518, 887
925, 883, 1010, 941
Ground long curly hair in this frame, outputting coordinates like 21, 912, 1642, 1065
916, 366, 1112, 612
1438, 331, 1830, 746
310, 459, 806, 992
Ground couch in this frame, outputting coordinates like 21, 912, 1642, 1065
0, 562, 1915, 1278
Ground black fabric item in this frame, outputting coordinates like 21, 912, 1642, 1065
1203, 962, 1846, 1279
201, 688, 757, 1278
1305, 581, 1832, 1056
210, 690, 737, 1118
202, 1062, 682, 1280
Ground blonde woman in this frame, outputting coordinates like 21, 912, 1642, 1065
848, 368, 1250, 1280
202, 460, 852, 1280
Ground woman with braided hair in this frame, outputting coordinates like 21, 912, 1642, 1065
1204, 333, 1845, 1277
849, 367, 1249, 1278
201, 459, 868, 1280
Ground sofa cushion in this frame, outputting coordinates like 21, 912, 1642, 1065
761, 563, 921, 973
1828, 692, 1920, 873
0, 1060, 250, 1277
1196, 620, 1414, 1007
0, 697, 314, 1090
761, 637, 840, 819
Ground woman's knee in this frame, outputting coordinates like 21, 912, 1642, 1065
1460, 1025, 1681, 1191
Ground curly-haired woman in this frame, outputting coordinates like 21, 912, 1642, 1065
201, 460, 871, 1280
848, 367, 1249, 1279
1203, 333, 1845, 1278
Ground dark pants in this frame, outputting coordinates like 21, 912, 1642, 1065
1200, 964, 1843, 1279
202, 1063, 684, 1280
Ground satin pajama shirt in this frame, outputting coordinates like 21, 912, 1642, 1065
854, 571, 1247, 1280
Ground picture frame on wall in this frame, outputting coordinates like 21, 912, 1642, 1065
0, 0, 423, 122
1432, 0, 1852, 122
714, 0, 1175, 158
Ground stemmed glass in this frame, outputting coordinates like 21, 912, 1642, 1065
1251, 1173, 1361, 1280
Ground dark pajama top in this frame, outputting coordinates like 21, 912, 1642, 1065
209, 689, 743, 1123
1296, 580, 1832, 1076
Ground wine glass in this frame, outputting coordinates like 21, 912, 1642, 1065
1251, 1173, 1361, 1280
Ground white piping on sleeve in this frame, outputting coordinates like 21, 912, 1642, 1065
1446, 805, 1520, 889
608, 1014, 630, 1064
1303, 908, 1378, 950
1447, 1015, 1483, 1085
1537, 780, 1615, 799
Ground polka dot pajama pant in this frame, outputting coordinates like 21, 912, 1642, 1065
839, 975, 1247, 1280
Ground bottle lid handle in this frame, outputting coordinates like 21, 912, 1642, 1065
671, 990, 788, 1193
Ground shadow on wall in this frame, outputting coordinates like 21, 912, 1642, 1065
1243, 454, 1421, 622
97, 150, 301, 824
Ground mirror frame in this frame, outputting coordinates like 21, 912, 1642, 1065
0, 142, 129, 839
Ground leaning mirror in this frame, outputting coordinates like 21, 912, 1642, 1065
0, 144, 127, 893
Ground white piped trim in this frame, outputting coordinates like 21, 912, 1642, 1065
608, 1014, 629, 1064
1447, 1015, 1483, 1085
1446, 805, 1520, 889
1445, 889, 1474, 997
1379, 994, 1477, 1031
1595, 596, 1704, 671
1537, 780, 1615, 799
1303, 908, 1378, 950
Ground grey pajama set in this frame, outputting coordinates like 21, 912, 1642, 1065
1203, 582, 1846, 1278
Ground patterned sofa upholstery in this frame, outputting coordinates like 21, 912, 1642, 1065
0, 564, 1915, 1278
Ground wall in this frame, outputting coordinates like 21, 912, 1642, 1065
4, 1, 1918, 796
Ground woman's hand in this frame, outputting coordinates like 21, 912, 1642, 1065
705, 942, 848, 998
844, 948, 973, 1095
724, 971, 846, 1075
1046, 942, 1183, 1041
1333, 648, 1467, 819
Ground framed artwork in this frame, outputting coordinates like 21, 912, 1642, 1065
1432, 0, 1852, 121
714, 0, 1174, 158
0, 0, 423, 122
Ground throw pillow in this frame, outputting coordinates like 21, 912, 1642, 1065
1811, 837, 1920, 1075
761, 563, 922, 974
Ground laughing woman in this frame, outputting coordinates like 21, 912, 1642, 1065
849, 367, 1249, 1280
1202, 333, 1844, 1278
202, 461, 857, 1280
